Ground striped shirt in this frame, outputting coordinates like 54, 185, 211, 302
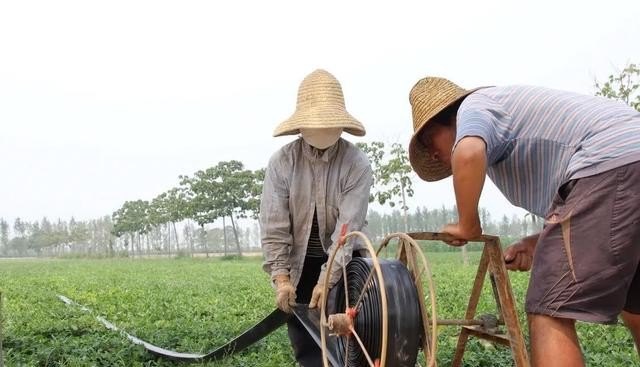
306, 209, 326, 258
456, 86, 640, 216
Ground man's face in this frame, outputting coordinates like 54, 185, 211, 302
419, 123, 456, 167
300, 127, 342, 149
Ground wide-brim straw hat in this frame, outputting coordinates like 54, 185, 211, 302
273, 69, 366, 137
408, 77, 483, 181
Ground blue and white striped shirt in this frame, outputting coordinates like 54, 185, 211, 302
456, 86, 640, 216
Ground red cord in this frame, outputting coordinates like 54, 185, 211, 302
346, 307, 358, 319
338, 223, 348, 247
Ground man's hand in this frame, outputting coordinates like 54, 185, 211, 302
274, 275, 296, 313
308, 282, 324, 309
442, 222, 482, 246
504, 234, 539, 271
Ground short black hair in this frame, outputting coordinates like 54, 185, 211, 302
417, 100, 461, 147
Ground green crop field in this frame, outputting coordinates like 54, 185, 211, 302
0, 253, 637, 366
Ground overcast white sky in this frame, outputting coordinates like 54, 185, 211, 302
1, 0, 639, 226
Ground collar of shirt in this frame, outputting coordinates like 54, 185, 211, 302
301, 138, 340, 163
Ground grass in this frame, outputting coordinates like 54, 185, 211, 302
0, 253, 637, 366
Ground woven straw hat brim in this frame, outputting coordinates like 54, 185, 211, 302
273, 108, 365, 137
273, 69, 366, 138
409, 135, 452, 182
408, 81, 483, 181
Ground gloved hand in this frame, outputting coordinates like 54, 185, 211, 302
308, 282, 324, 309
274, 274, 296, 313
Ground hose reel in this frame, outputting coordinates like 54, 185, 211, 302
320, 231, 438, 367
328, 258, 422, 366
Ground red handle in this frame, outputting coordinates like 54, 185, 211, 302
340, 223, 348, 237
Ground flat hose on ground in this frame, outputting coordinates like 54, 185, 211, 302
58, 258, 423, 366
57, 233, 428, 366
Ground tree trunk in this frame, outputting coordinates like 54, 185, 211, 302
201, 224, 209, 258
129, 233, 134, 258
401, 183, 409, 232
189, 223, 194, 258
222, 216, 228, 256
172, 222, 179, 253
161, 225, 168, 255
165, 226, 169, 254
229, 215, 243, 256
108, 238, 114, 257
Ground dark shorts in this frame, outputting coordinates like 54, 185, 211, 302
525, 161, 640, 324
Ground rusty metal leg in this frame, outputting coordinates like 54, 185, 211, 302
485, 239, 530, 367
489, 273, 504, 323
407, 232, 530, 366
451, 246, 490, 367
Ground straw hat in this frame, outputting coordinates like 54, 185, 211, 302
273, 69, 366, 137
408, 77, 482, 181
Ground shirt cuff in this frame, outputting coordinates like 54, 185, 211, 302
270, 268, 290, 281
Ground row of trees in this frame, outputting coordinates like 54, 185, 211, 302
105, 140, 418, 258
0, 207, 539, 258
111, 160, 263, 257
1, 63, 637, 258
0, 216, 113, 257
367, 207, 540, 242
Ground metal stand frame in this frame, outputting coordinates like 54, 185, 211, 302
408, 233, 530, 367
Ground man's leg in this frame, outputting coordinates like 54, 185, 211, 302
528, 314, 584, 367
622, 262, 640, 357
621, 311, 640, 357
526, 163, 640, 366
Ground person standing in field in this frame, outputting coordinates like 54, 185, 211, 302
260, 69, 372, 367
406, 76, 640, 366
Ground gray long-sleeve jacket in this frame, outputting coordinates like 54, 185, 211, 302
260, 137, 373, 288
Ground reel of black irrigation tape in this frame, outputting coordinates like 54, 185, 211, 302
328, 257, 423, 367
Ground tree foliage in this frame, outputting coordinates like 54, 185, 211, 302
179, 161, 262, 225
595, 62, 640, 111
357, 141, 414, 231
357, 142, 414, 209
0, 216, 114, 257
108, 160, 264, 257
112, 200, 150, 238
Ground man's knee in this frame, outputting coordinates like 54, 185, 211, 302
622, 311, 640, 330
528, 314, 578, 344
